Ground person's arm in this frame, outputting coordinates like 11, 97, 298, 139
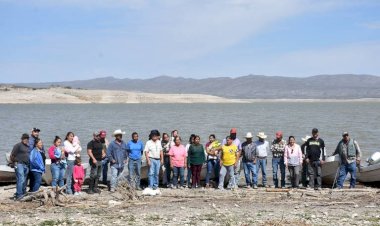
354, 140, 361, 162
284, 146, 288, 167
201, 146, 206, 163
160, 150, 164, 165
305, 141, 310, 163
321, 140, 326, 162
298, 145, 303, 165
87, 142, 97, 164
220, 148, 224, 167
234, 148, 239, 167
107, 144, 115, 164
188, 146, 193, 166
144, 142, 151, 166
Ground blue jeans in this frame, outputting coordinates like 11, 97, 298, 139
272, 157, 285, 188
102, 158, 109, 184
15, 163, 29, 199
172, 167, 185, 187
218, 165, 236, 189
30, 171, 42, 192
65, 160, 75, 194
148, 158, 160, 189
128, 158, 142, 188
206, 159, 220, 185
187, 166, 192, 187
256, 158, 267, 185
51, 163, 66, 188
243, 161, 257, 186
110, 166, 124, 189
337, 161, 357, 188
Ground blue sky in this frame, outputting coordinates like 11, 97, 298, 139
0, 0, 379, 83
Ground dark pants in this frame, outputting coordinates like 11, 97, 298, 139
288, 165, 300, 188
30, 171, 43, 192
102, 158, 109, 184
309, 161, 321, 189
190, 164, 202, 187
164, 156, 171, 185
301, 161, 312, 187
172, 167, 185, 187
90, 161, 102, 191
205, 159, 220, 186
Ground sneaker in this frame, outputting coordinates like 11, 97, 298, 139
74, 192, 79, 196
264, 184, 269, 188
171, 186, 177, 190
110, 188, 115, 193
253, 185, 258, 189
281, 186, 286, 189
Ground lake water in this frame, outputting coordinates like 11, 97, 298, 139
1, 103, 379, 165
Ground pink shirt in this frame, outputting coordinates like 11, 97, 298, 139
73, 164, 85, 180
284, 144, 303, 166
169, 144, 187, 167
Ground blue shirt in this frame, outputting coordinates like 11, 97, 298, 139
30, 148, 45, 173
107, 140, 128, 169
127, 140, 144, 160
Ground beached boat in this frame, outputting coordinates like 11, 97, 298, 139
321, 155, 340, 185
357, 152, 380, 183
0, 165, 17, 183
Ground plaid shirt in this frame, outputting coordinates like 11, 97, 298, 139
271, 139, 286, 158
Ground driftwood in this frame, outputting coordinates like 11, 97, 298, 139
116, 180, 139, 201
265, 188, 291, 192
21, 185, 68, 206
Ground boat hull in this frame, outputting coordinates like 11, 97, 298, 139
321, 155, 340, 185
357, 164, 380, 183
0, 165, 17, 183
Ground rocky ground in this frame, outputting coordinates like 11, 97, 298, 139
0, 183, 379, 226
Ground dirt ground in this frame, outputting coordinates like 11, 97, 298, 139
0, 183, 379, 226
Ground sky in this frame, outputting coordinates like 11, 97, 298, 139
0, 0, 379, 83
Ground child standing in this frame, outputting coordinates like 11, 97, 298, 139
73, 157, 85, 195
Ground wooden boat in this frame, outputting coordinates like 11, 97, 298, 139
0, 165, 17, 183
321, 155, 340, 185
357, 163, 380, 183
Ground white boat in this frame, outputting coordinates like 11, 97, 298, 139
357, 163, 380, 183
321, 155, 340, 185
0, 165, 17, 183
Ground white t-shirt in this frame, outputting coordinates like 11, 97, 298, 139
144, 140, 162, 159
64, 140, 81, 161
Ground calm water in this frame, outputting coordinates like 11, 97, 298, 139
0, 103, 379, 165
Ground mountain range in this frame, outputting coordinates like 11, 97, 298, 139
11, 74, 380, 99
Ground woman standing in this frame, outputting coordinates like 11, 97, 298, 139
29, 138, 45, 192
205, 134, 221, 188
64, 132, 82, 195
186, 134, 196, 188
284, 136, 303, 188
48, 136, 66, 189
169, 136, 187, 188
188, 135, 205, 188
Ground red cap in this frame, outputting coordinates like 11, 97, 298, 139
99, 130, 107, 139
230, 128, 237, 134
275, 131, 283, 138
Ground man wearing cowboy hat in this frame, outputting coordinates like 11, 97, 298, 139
301, 135, 312, 188
144, 130, 163, 190
241, 132, 258, 189
107, 129, 128, 192
332, 132, 361, 189
255, 132, 270, 187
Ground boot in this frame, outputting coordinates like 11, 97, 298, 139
88, 179, 95, 194
94, 178, 101, 194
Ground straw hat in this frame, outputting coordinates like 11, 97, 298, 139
245, 132, 253, 138
256, 132, 267, 139
113, 129, 126, 137
302, 135, 311, 142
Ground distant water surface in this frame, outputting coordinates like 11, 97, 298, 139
0, 103, 379, 165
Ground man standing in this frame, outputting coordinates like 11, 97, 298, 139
271, 131, 286, 189
100, 130, 110, 185
301, 135, 311, 188
107, 130, 128, 192
332, 132, 361, 189
222, 128, 242, 187
145, 130, 163, 190
241, 132, 257, 189
10, 133, 30, 200
305, 128, 326, 190
127, 132, 144, 190
87, 131, 106, 194
255, 132, 269, 187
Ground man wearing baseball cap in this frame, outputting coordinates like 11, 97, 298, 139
332, 132, 361, 189
305, 128, 326, 190
271, 131, 286, 189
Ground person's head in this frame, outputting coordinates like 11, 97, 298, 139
275, 131, 283, 141
226, 136, 233, 145
99, 130, 107, 141
54, 136, 61, 147
209, 134, 216, 143
312, 128, 319, 139
230, 128, 237, 140
150, 130, 160, 141
21, 133, 29, 145
174, 136, 182, 146
31, 128, 40, 138
75, 157, 82, 166
113, 129, 125, 142
257, 132, 267, 142
245, 132, 253, 143
65, 132, 74, 142
132, 132, 139, 142
162, 133, 170, 142
34, 138, 43, 150
342, 132, 349, 142
189, 134, 196, 144
288, 136, 295, 146
171, 130, 178, 137
194, 135, 200, 145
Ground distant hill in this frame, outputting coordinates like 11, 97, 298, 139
11, 74, 380, 99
